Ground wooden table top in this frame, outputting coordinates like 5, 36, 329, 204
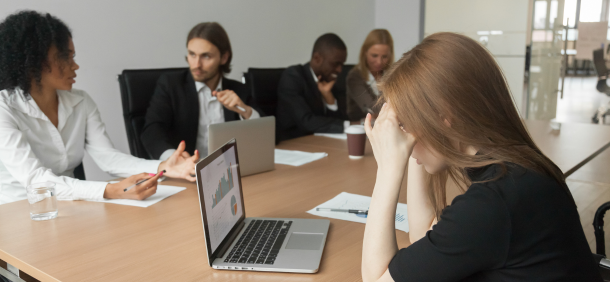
1, 119, 609, 281
0, 136, 410, 282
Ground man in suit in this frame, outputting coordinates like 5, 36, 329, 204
277, 33, 350, 141
142, 22, 261, 160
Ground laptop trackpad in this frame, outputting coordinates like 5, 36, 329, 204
285, 233, 324, 250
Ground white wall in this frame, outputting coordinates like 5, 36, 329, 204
424, 0, 529, 114
375, 0, 423, 56
2, 0, 376, 180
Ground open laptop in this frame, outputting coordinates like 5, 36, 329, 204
195, 139, 330, 273
208, 116, 275, 176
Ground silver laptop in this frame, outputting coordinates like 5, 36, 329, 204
208, 116, 275, 176
195, 139, 330, 273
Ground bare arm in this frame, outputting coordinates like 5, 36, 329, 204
406, 157, 436, 243
362, 104, 416, 282
362, 159, 403, 282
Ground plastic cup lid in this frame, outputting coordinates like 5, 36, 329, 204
345, 125, 365, 134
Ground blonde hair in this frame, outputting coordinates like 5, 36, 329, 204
379, 32, 572, 219
357, 29, 394, 80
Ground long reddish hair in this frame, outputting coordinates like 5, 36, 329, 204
379, 32, 571, 219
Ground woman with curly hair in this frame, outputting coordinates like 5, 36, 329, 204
0, 11, 199, 205
361, 33, 601, 281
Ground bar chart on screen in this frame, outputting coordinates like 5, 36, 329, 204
211, 163, 234, 208
230, 195, 237, 215
202, 146, 243, 251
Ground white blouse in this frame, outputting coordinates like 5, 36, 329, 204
0, 88, 161, 205
367, 71, 380, 97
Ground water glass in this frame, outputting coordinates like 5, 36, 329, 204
26, 182, 58, 221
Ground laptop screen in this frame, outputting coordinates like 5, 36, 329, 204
196, 141, 245, 255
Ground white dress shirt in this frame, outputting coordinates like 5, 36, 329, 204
159, 77, 260, 160
367, 71, 380, 96
310, 67, 350, 131
0, 88, 161, 205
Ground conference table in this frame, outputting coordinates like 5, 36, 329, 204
1, 120, 610, 281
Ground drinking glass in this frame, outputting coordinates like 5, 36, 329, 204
26, 182, 58, 221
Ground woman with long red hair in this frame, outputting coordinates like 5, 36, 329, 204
362, 32, 600, 281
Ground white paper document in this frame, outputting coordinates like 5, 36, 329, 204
314, 133, 347, 140
274, 149, 328, 166
307, 192, 409, 232
91, 185, 186, 208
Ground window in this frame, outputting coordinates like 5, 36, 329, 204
534, 1, 548, 29
564, 0, 578, 27
580, 0, 603, 22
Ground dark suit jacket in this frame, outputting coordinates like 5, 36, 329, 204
141, 69, 255, 159
277, 63, 347, 141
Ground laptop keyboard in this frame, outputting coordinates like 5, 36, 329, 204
224, 220, 292, 265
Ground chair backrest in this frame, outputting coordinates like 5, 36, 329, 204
118, 67, 187, 159
73, 163, 85, 180
244, 64, 354, 117
244, 68, 286, 117
335, 64, 355, 117
593, 49, 608, 78
242, 64, 354, 142
594, 201, 610, 280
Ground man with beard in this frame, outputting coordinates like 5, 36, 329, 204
142, 22, 260, 160
277, 33, 349, 141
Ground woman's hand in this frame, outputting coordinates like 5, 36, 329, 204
362, 103, 416, 282
364, 103, 417, 172
103, 171, 162, 200
158, 140, 199, 182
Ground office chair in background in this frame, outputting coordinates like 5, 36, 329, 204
243, 68, 286, 117
242, 64, 354, 143
73, 163, 85, 180
118, 68, 188, 159
593, 202, 610, 280
242, 68, 285, 144
592, 49, 610, 124
334, 63, 354, 119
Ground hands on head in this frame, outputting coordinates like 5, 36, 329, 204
364, 103, 417, 172
212, 90, 252, 119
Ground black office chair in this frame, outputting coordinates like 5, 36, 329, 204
593, 202, 610, 280
242, 68, 286, 144
74, 163, 86, 180
592, 49, 610, 123
334, 64, 354, 118
118, 68, 187, 159
593, 49, 610, 95
243, 68, 286, 117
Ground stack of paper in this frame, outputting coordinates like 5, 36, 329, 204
90, 185, 186, 208
307, 192, 409, 232
274, 149, 328, 166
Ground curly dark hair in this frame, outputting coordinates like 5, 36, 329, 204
0, 10, 72, 95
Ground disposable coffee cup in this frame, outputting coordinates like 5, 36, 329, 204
346, 125, 366, 159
